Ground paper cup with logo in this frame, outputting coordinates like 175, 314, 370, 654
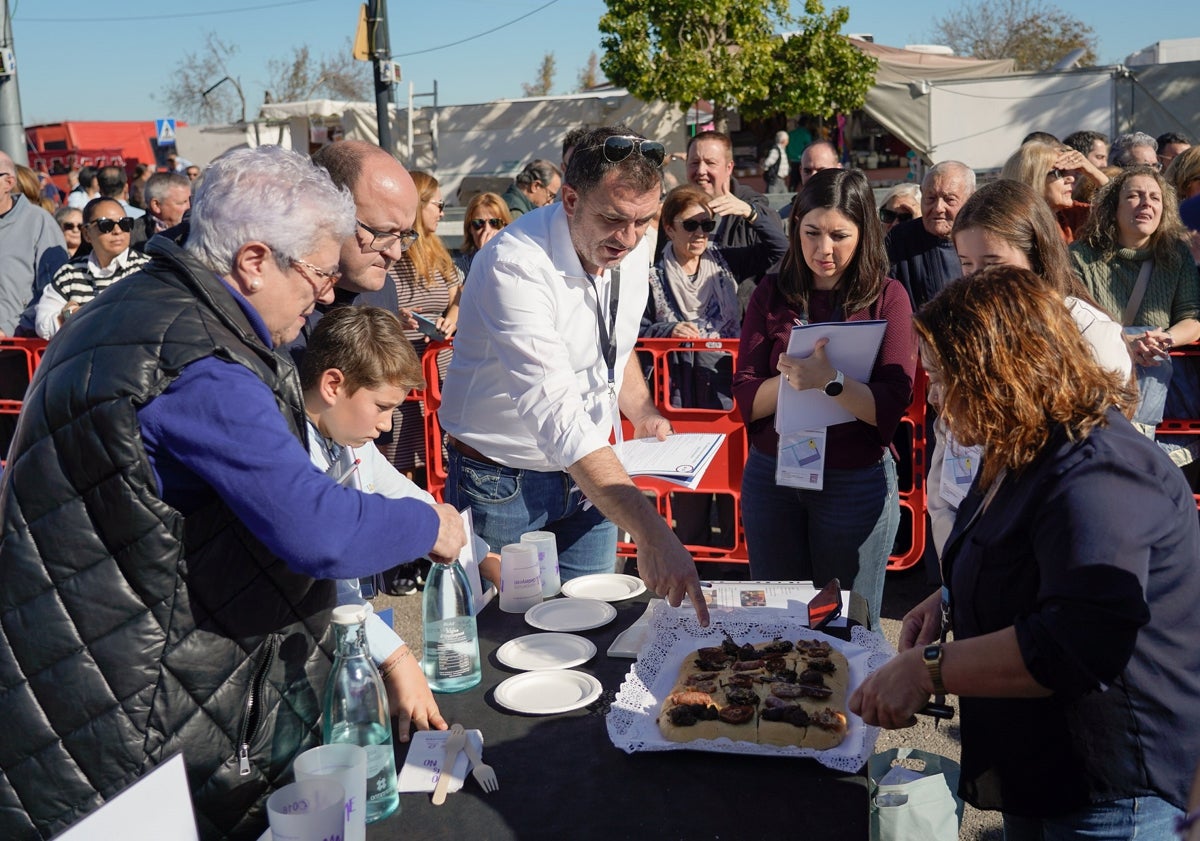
520, 530, 561, 597
499, 542, 543, 613
266, 778, 345, 841
294, 743, 367, 841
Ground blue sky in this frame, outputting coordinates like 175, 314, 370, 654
8, 0, 1182, 125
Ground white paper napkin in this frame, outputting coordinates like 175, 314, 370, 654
397, 729, 484, 793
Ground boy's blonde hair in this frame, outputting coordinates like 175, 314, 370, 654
300, 306, 425, 394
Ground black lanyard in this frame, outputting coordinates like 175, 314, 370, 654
586, 267, 621, 390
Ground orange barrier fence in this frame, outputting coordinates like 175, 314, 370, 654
419, 337, 931, 572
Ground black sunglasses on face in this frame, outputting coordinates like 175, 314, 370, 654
585, 135, 667, 168
879, 208, 913, 224
1045, 168, 1071, 182
470, 218, 504, 231
680, 218, 717, 233
60, 222, 83, 232
89, 216, 135, 233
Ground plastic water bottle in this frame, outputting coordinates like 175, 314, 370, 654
422, 560, 482, 693
322, 604, 399, 823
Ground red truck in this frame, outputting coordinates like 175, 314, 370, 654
24, 121, 183, 194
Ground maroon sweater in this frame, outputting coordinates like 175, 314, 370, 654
733, 274, 917, 469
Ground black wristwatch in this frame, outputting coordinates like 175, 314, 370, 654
823, 370, 845, 397
923, 644, 947, 695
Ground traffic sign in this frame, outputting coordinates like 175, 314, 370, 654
156, 119, 177, 146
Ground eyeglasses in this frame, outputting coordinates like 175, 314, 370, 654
290, 258, 342, 296
356, 219, 419, 253
1045, 168, 1071, 182
539, 183, 558, 201
470, 218, 505, 231
429, 199, 445, 211
680, 218, 717, 233
88, 216, 136, 234
585, 135, 666, 168
60, 222, 83, 232
879, 208, 914, 224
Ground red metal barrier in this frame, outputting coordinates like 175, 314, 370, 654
418, 337, 930, 572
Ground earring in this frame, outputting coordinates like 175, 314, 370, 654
249, 280, 261, 291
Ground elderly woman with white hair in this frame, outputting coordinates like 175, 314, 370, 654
0, 145, 466, 838
878, 182, 922, 233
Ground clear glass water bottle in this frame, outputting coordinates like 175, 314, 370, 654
422, 560, 482, 693
322, 604, 400, 823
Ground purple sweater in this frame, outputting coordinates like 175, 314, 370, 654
137, 280, 440, 580
733, 274, 917, 469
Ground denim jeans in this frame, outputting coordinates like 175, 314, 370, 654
445, 448, 617, 581
1002, 795, 1182, 841
1125, 326, 1172, 430
740, 446, 898, 629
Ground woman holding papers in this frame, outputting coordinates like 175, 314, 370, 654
733, 168, 916, 629
642, 183, 787, 545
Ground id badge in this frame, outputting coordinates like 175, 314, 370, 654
940, 433, 981, 507
776, 429, 827, 490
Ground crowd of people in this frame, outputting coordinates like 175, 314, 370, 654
1, 118, 1199, 840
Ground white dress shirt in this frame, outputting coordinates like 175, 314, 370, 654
439, 203, 651, 472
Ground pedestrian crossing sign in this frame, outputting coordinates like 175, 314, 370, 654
156, 119, 177, 146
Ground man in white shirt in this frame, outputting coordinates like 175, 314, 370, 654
440, 126, 709, 625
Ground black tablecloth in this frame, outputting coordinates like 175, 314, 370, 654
369, 594, 868, 841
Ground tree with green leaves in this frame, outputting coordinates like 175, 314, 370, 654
599, 0, 876, 132
932, 0, 1097, 71
522, 53, 557, 98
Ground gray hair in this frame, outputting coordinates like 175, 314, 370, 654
881, 182, 921, 205
144, 172, 190, 205
514, 159, 561, 190
186, 145, 356, 275
1109, 132, 1158, 167
924, 161, 976, 194
775, 131, 789, 145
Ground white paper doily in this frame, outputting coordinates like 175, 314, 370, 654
606, 607, 894, 772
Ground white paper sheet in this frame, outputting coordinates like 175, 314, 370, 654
775, 320, 888, 433
56, 753, 199, 841
614, 432, 725, 489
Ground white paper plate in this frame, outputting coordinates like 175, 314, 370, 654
494, 669, 603, 715
561, 573, 647, 602
496, 632, 597, 671
525, 598, 617, 632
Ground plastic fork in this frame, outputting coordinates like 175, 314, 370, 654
461, 730, 499, 793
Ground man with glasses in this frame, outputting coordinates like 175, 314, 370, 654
286, 140, 421, 364
682, 130, 783, 312
1110, 132, 1160, 169
503, 158, 562, 218
0, 150, 69, 339
441, 125, 710, 627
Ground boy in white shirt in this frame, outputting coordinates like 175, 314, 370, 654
301, 305, 498, 740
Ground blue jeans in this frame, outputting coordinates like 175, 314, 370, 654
1002, 796, 1182, 841
740, 446, 898, 629
445, 448, 617, 581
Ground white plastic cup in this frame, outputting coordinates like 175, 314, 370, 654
499, 542, 543, 613
266, 778, 345, 841
520, 530, 561, 597
293, 743, 367, 841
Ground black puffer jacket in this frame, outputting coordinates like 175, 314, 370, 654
0, 235, 336, 839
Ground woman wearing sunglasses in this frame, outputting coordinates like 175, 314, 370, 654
1001, 141, 1108, 243
34, 197, 149, 338
877, 183, 921, 234
453, 191, 512, 278
54, 206, 84, 258
733, 168, 916, 629
641, 184, 787, 546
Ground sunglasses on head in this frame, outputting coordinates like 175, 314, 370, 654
879, 208, 913, 224
587, 135, 666, 168
88, 216, 135, 234
470, 218, 504, 231
680, 218, 717, 233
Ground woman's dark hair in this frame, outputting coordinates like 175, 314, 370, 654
778, 167, 886, 316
